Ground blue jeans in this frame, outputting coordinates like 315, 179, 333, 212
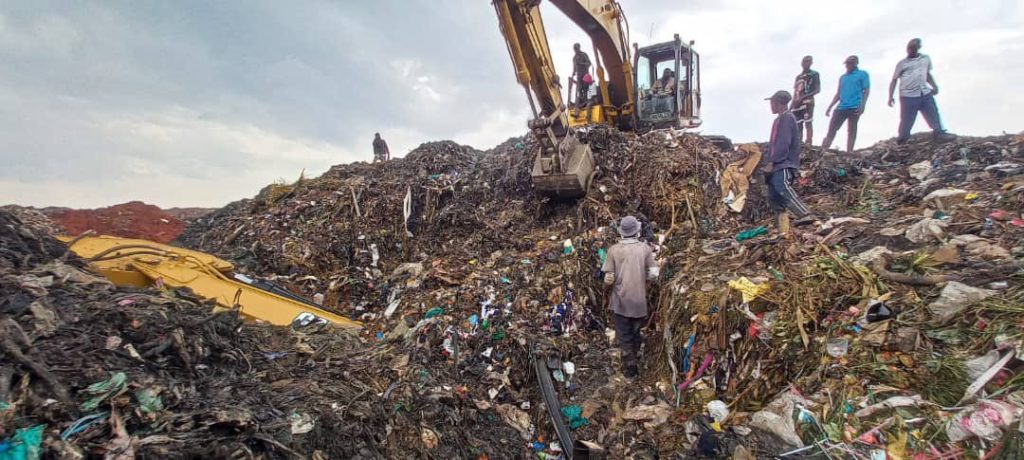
898, 94, 944, 143
767, 168, 810, 218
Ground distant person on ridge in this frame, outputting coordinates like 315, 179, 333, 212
372, 133, 390, 163
821, 55, 870, 154
792, 55, 821, 145
601, 215, 659, 379
763, 90, 813, 235
888, 38, 955, 144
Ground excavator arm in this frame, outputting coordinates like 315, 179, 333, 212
493, 0, 634, 198
60, 235, 362, 329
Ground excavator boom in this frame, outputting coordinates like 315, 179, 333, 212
494, 0, 711, 198
492, 0, 637, 198
60, 235, 362, 329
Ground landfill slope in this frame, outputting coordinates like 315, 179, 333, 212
6, 129, 1024, 458
178, 130, 1024, 458
0, 209, 528, 458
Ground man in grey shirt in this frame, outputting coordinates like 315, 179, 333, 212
887, 38, 954, 144
601, 216, 659, 378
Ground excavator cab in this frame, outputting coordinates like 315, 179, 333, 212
635, 35, 702, 132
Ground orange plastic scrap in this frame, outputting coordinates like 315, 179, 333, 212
59, 235, 361, 329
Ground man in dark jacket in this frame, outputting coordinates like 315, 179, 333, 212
762, 90, 812, 235
572, 43, 592, 106
372, 133, 390, 163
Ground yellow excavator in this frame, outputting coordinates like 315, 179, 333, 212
60, 234, 362, 329
493, 0, 707, 198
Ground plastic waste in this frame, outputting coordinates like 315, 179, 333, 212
424, 307, 445, 319
706, 400, 729, 423
560, 405, 589, 429
905, 218, 948, 243
923, 188, 968, 202
735, 226, 768, 242
727, 277, 770, 303
61, 412, 109, 441
865, 301, 894, 323
81, 372, 128, 411
289, 412, 315, 435
947, 400, 1023, 442
908, 160, 932, 180
927, 282, 997, 323
990, 281, 1009, 290
135, 387, 164, 414
0, 425, 44, 460
826, 338, 849, 357
749, 392, 813, 448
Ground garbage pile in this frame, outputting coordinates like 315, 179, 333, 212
0, 210, 526, 459
177, 129, 1024, 458
7, 126, 1024, 458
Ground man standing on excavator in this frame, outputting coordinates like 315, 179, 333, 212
573, 43, 592, 106
601, 216, 659, 379
372, 133, 390, 163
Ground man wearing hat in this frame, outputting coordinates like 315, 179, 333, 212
821, 55, 871, 153
601, 216, 659, 378
763, 90, 812, 234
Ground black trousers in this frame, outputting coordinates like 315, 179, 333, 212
613, 313, 645, 368
766, 168, 811, 218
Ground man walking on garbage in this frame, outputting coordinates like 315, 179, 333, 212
601, 216, 659, 378
821, 55, 870, 154
888, 38, 954, 144
372, 133, 390, 163
762, 90, 812, 235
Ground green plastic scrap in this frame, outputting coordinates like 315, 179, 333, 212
0, 425, 44, 460
560, 405, 589, 430
735, 226, 768, 242
135, 387, 164, 414
598, 248, 607, 264
80, 372, 128, 411
424, 307, 445, 319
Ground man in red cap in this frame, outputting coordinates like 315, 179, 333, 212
573, 43, 592, 106
601, 215, 659, 378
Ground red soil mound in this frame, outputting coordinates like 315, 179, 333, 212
47, 201, 186, 243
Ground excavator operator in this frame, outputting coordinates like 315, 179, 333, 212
651, 68, 676, 96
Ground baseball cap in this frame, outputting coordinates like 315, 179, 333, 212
765, 90, 792, 104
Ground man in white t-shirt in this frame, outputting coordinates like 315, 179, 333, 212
887, 38, 954, 144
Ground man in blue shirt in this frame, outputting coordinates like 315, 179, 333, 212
762, 90, 812, 235
822, 55, 870, 154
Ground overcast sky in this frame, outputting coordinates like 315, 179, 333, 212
2, 0, 1021, 208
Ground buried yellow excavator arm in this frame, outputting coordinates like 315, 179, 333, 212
59, 235, 361, 329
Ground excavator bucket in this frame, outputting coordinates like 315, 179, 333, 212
531, 141, 596, 199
